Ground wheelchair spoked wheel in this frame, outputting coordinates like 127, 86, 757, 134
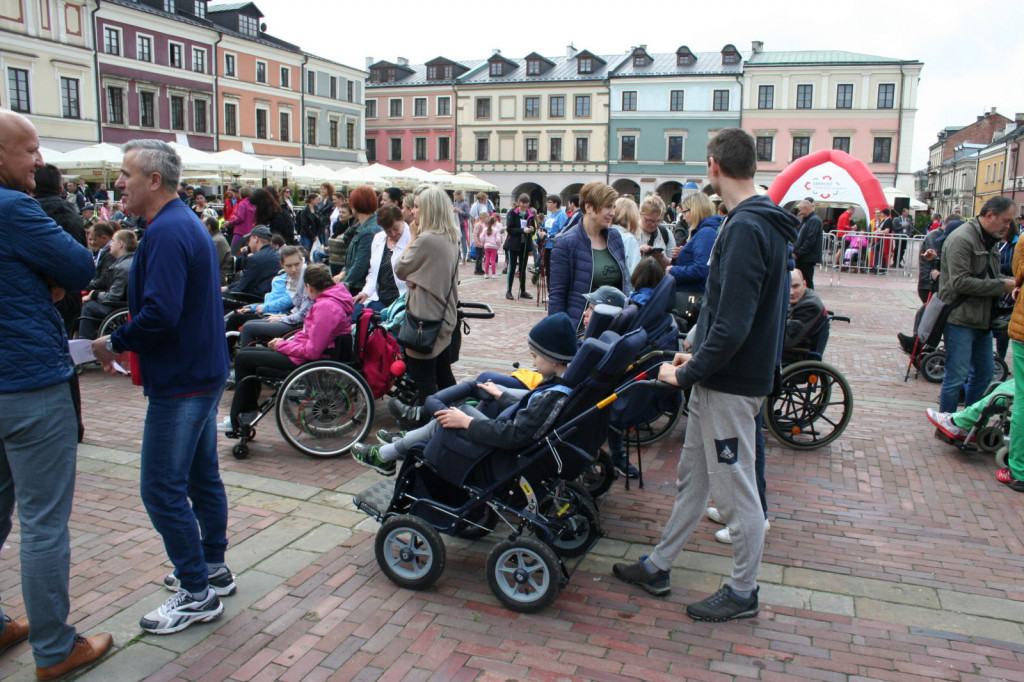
631, 403, 684, 446
976, 426, 1005, 454
536, 481, 601, 558
486, 537, 561, 613
993, 355, 1009, 383
275, 361, 374, 457
576, 449, 615, 498
97, 308, 130, 338
765, 361, 853, 450
375, 515, 446, 590
919, 351, 945, 384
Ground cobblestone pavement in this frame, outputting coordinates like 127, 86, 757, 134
3, 264, 1024, 681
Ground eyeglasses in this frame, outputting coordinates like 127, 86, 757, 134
681, 208, 691, 215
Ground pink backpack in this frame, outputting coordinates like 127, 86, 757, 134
355, 308, 401, 399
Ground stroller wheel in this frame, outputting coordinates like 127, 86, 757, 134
576, 449, 615, 498
487, 537, 561, 613
977, 426, 1005, 454
375, 515, 446, 590
920, 351, 945, 384
538, 482, 602, 558
232, 443, 249, 459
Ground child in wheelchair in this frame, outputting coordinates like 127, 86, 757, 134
351, 313, 578, 475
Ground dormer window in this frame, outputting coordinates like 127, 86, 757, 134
489, 61, 503, 77
527, 59, 541, 75
427, 66, 438, 80
677, 47, 695, 66
633, 55, 647, 67
724, 53, 739, 64
238, 14, 257, 37
578, 56, 592, 74
193, 0, 205, 18
444, 65, 453, 78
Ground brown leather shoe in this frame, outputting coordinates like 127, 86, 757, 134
0, 616, 29, 653
35, 632, 112, 681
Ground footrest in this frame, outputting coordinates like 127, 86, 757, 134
354, 479, 397, 521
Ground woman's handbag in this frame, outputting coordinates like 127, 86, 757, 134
396, 260, 458, 355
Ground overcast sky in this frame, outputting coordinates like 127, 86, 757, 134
251, 0, 1024, 171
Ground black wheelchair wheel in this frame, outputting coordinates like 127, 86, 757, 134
275, 361, 374, 457
993, 355, 1009, 383
632, 403, 684, 446
375, 515, 446, 591
765, 360, 853, 451
536, 481, 601, 558
920, 351, 945, 384
97, 308, 130, 338
453, 505, 497, 540
977, 426, 1005, 454
232, 442, 249, 459
486, 537, 561, 613
576, 449, 615, 498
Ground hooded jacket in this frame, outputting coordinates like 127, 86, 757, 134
275, 284, 354, 364
668, 214, 723, 292
675, 195, 798, 397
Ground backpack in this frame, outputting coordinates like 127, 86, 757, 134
355, 308, 401, 399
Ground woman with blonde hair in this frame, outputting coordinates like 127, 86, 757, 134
667, 191, 723, 309
612, 196, 643, 276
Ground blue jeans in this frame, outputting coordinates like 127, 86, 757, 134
140, 388, 228, 594
940, 323, 994, 414
0, 382, 78, 667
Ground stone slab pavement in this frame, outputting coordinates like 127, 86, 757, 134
3, 263, 1024, 681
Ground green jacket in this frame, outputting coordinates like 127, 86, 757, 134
937, 217, 1004, 329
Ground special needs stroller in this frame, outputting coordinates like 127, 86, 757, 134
354, 328, 654, 612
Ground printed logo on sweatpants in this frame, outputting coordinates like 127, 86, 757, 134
715, 437, 738, 465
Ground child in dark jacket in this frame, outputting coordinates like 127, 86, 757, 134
352, 313, 578, 475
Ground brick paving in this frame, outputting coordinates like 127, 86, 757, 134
3, 263, 1024, 681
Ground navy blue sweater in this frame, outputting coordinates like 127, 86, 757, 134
112, 197, 230, 397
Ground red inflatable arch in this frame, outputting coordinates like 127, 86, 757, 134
767, 149, 888, 216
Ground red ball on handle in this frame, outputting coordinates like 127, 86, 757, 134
390, 360, 406, 376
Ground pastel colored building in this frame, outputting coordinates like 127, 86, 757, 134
609, 44, 743, 203
96, 0, 216, 150
303, 53, 366, 167
742, 48, 922, 195
455, 47, 614, 207
364, 57, 476, 172
0, 0, 98, 150
926, 109, 1012, 215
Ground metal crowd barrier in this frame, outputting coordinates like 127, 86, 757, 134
820, 232, 923, 285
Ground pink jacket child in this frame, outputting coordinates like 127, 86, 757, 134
482, 225, 504, 251
274, 283, 354, 364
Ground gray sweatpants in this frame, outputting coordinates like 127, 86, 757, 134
648, 384, 765, 593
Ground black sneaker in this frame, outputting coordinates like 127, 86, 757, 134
163, 565, 236, 597
387, 397, 423, 430
376, 428, 406, 445
897, 332, 916, 355
352, 443, 397, 476
611, 452, 639, 479
611, 555, 670, 596
519, 290, 533, 299
686, 585, 759, 622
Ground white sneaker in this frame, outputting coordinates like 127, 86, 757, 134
218, 416, 234, 434
714, 519, 771, 545
139, 588, 223, 634
706, 507, 723, 524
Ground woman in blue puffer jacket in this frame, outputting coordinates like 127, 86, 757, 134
668, 192, 722, 312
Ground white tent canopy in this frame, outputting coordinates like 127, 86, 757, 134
56, 143, 123, 171
882, 186, 927, 211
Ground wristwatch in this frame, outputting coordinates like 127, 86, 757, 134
105, 337, 117, 353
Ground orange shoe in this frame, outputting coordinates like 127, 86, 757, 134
0, 616, 29, 654
35, 632, 113, 681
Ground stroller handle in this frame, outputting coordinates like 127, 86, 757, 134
457, 301, 495, 320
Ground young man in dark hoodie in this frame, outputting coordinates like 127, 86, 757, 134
613, 128, 797, 622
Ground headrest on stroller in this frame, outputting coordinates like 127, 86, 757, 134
562, 329, 648, 391
612, 275, 678, 351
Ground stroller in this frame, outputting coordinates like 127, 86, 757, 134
354, 328, 653, 612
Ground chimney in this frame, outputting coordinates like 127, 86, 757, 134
492, 48, 501, 56
365, 56, 373, 69
566, 44, 577, 59
396, 57, 408, 66
1016, 112, 1024, 125
990, 106, 997, 115
751, 40, 764, 53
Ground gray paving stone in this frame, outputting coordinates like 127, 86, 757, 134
77, 641, 177, 681
290, 523, 353, 553
254, 548, 320, 578
783, 566, 941, 608
229, 516, 320, 572
855, 598, 1024, 644
222, 470, 322, 500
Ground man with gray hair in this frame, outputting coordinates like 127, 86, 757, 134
92, 139, 232, 635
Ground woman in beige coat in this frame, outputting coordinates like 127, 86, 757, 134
392, 186, 461, 415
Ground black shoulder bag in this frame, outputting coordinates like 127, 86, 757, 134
396, 259, 458, 355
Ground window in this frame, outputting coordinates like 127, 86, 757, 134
670, 90, 684, 111
877, 83, 895, 109
346, 122, 354, 148
723, 52, 740, 65
169, 43, 183, 68
796, 84, 813, 109
224, 54, 235, 77
279, 111, 289, 141
427, 65, 438, 80
306, 71, 314, 94
620, 135, 635, 161
170, 95, 184, 130
107, 86, 124, 124
347, 81, 354, 101
578, 56, 592, 74
476, 97, 490, 119
414, 137, 426, 161
527, 59, 540, 75
104, 27, 120, 55
238, 14, 257, 37
622, 91, 637, 111
549, 95, 564, 117
443, 65, 453, 79
549, 137, 562, 162
140, 91, 155, 127
476, 138, 488, 161
437, 96, 451, 116
194, 99, 207, 133
137, 36, 151, 62
60, 78, 80, 119
224, 102, 236, 135
489, 61, 503, 77
437, 136, 450, 161
574, 95, 590, 117
712, 90, 729, 111
524, 96, 540, 119
307, 116, 317, 145
792, 136, 810, 159
329, 77, 337, 99
633, 54, 647, 67
873, 137, 892, 163
280, 67, 289, 88
414, 97, 426, 117
366, 138, 376, 162
163, 0, 175, 12
757, 84, 774, 109
255, 108, 267, 139
191, 48, 205, 73
575, 138, 589, 162
390, 137, 402, 161
832, 136, 850, 153
389, 98, 402, 117
836, 84, 853, 109
365, 99, 377, 118
525, 137, 538, 162
667, 136, 683, 162
756, 136, 773, 162
256, 61, 266, 83
329, 120, 338, 147
193, 0, 205, 18
7, 69, 29, 113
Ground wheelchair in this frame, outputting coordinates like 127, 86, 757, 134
764, 312, 854, 450
355, 329, 652, 612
